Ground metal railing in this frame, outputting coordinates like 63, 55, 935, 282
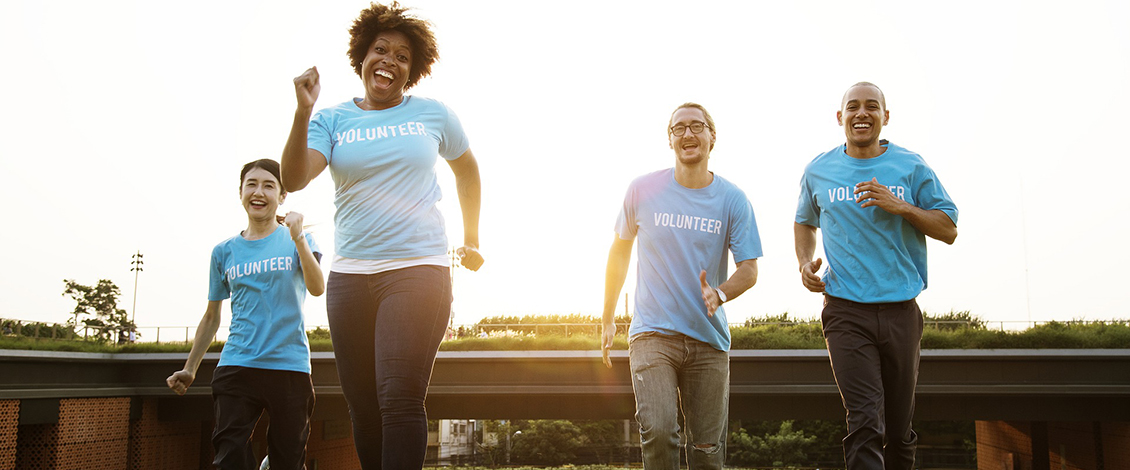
4, 317, 1126, 344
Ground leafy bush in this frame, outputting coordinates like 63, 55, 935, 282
924, 310, 984, 330
510, 420, 585, 466
4, 314, 1129, 353
728, 421, 819, 468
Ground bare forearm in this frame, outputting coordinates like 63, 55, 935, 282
794, 223, 818, 267
281, 107, 315, 191
456, 167, 481, 248
719, 260, 758, 301
295, 238, 325, 296
183, 304, 221, 376
899, 206, 957, 244
602, 239, 632, 325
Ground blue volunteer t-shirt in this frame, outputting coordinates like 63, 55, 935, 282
616, 169, 763, 351
208, 226, 319, 373
308, 96, 470, 260
795, 142, 958, 303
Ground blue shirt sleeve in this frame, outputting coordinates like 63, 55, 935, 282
795, 170, 820, 227
438, 103, 470, 161
614, 183, 638, 240
914, 166, 959, 225
208, 245, 231, 302
728, 194, 763, 263
308, 109, 334, 164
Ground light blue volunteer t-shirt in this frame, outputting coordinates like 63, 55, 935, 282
308, 96, 470, 260
209, 226, 319, 374
795, 141, 959, 303
616, 169, 763, 351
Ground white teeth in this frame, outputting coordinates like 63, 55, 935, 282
853, 123, 871, 129
375, 70, 394, 80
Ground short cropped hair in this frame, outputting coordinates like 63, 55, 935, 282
842, 81, 887, 109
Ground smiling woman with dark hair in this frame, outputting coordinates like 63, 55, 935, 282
167, 158, 324, 470
279, 2, 484, 468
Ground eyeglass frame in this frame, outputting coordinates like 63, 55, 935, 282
669, 121, 711, 137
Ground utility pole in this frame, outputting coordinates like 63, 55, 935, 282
130, 251, 144, 324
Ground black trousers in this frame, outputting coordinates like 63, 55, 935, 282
822, 295, 922, 470
211, 366, 315, 470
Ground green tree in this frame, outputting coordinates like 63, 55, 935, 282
477, 419, 512, 468
511, 419, 584, 466
575, 420, 626, 464
62, 279, 134, 342
728, 420, 819, 468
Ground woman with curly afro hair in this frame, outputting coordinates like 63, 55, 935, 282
280, 2, 484, 468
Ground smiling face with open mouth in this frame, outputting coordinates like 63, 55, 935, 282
837, 84, 889, 154
669, 107, 716, 166
240, 167, 284, 222
359, 30, 413, 110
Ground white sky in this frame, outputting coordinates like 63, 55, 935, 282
2, 0, 1128, 333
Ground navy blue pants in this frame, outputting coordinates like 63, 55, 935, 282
210, 366, 314, 470
822, 295, 922, 470
326, 265, 451, 470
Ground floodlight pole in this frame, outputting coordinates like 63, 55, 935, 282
130, 251, 144, 324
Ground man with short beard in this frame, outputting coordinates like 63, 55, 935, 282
601, 102, 762, 470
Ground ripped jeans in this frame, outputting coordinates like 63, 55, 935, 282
629, 332, 729, 470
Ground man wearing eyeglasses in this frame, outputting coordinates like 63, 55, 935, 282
601, 102, 762, 470
794, 82, 958, 470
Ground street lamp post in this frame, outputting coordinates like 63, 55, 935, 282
130, 251, 144, 324
505, 429, 521, 464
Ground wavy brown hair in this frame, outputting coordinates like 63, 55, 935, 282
348, 2, 439, 91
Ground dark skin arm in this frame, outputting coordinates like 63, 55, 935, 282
855, 177, 957, 244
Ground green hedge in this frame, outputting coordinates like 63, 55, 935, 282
3, 319, 1127, 354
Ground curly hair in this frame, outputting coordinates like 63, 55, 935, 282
348, 2, 439, 91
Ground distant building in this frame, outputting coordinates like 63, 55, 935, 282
427, 419, 477, 465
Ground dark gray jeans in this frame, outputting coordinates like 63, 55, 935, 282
822, 295, 922, 470
327, 265, 451, 470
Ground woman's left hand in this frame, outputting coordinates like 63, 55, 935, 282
284, 211, 305, 241
456, 246, 484, 271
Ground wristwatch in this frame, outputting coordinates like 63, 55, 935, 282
715, 287, 727, 303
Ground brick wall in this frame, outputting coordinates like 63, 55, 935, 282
978, 420, 1033, 470
1100, 422, 1129, 470
306, 420, 361, 469
977, 420, 1130, 470
53, 397, 130, 469
0, 400, 17, 470
1047, 422, 1098, 470
130, 397, 204, 470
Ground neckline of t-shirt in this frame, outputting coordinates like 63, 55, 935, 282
238, 225, 284, 243
351, 95, 412, 112
668, 168, 717, 192
838, 141, 893, 165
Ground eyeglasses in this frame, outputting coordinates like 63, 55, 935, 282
669, 121, 710, 137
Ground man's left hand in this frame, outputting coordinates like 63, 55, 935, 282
699, 270, 721, 317
855, 177, 907, 215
